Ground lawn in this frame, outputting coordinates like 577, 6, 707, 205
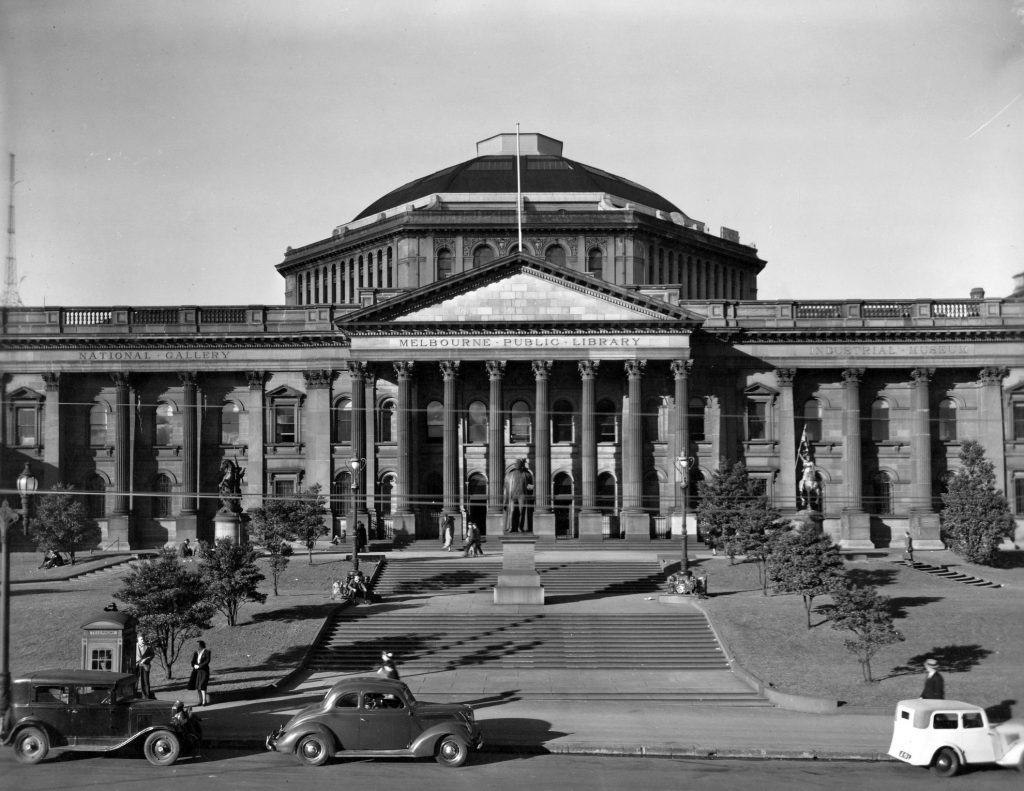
698, 549, 1024, 714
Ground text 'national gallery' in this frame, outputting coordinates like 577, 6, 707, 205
2, 132, 1022, 551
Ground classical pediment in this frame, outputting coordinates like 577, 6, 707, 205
337, 254, 702, 332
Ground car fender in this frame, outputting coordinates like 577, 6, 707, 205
274, 723, 339, 755
3, 718, 62, 748
997, 739, 1024, 768
408, 723, 474, 758
932, 744, 966, 767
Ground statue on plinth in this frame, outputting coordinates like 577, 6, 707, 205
503, 458, 533, 533
797, 444, 821, 512
217, 458, 245, 515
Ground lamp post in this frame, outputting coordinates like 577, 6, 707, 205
2, 462, 35, 732
348, 456, 365, 571
16, 462, 38, 527
674, 454, 695, 572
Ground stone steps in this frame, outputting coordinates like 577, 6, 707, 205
894, 559, 1002, 588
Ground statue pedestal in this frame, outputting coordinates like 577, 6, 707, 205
839, 510, 874, 550
909, 510, 945, 550
213, 509, 242, 543
493, 535, 544, 605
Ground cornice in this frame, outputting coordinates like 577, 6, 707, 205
697, 327, 1024, 345
0, 334, 350, 351
341, 321, 691, 337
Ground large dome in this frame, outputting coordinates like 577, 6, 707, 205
354, 132, 683, 221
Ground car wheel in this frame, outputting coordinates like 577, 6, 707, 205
295, 733, 331, 766
143, 730, 182, 766
931, 747, 961, 777
13, 726, 49, 764
435, 734, 469, 767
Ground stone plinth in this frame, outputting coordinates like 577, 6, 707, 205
908, 510, 945, 550
213, 510, 242, 543
493, 534, 545, 605
839, 510, 874, 550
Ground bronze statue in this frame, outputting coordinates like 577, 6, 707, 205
503, 458, 533, 533
218, 458, 245, 514
797, 447, 820, 511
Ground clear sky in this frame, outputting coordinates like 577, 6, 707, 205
1, 0, 1022, 307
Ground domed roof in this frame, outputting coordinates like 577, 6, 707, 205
354, 133, 683, 221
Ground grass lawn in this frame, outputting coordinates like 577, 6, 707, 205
698, 549, 1024, 715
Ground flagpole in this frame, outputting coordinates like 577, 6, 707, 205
515, 122, 523, 253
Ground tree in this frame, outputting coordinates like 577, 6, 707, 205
113, 549, 215, 678
28, 483, 101, 565
827, 583, 904, 682
198, 538, 267, 626
766, 527, 846, 628
248, 485, 328, 593
696, 460, 779, 575
940, 440, 1015, 566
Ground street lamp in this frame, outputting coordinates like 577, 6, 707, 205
0, 498, 22, 733
16, 462, 38, 528
674, 454, 695, 572
348, 456, 365, 571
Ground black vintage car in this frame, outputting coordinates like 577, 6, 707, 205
0, 669, 197, 765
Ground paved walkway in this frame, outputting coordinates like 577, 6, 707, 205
177, 547, 896, 761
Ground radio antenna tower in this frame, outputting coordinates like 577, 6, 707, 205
2, 153, 23, 307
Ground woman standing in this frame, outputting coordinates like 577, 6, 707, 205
441, 515, 454, 552
187, 639, 212, 706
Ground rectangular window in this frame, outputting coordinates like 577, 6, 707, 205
273, 404, 297, 444
90, 649, 114, 671
15, 406, 37, 446
1015, 478, 1024, 514
745, 401, 766, 441
1014, 403, 1024, 441
273, 477, 296, 498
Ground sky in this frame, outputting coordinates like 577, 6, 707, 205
1, 0, 1022, 307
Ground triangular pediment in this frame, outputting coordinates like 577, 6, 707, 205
337, 254, 702, 332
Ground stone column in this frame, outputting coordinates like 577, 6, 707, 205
347, 362, 368, 531
41, 372, 62, 488
622, 360, 650, 542
670, 360, 692, 545
978, 367, 1009, 495
108, 373, 132, 547
909, 367, 942, 549
439, 361, 460, 522
392, 361, 416, 536
244, 371, 266, 511
776, 368, 798, 514
175, 371, 200, 543
303, 369, 333, 498
577, 360, 603, 542
486, 360, 506, 536
532, 361, 555, 540
840, 368, 872, 549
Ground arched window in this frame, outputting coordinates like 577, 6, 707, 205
332, 471, 353, 517
643, 397, 662, 443
938, 398, 957, 442
296, 273, 303, 305
153, 474, 173, 519
545, 244, 566, 267
509, 400, 531, 444
221, 402, 241, 446
386, 247, 393, 288
596, 472, 617, 513
89, 403, 109, 447
437, 248, 453, 280
871, 398, 890, 442
331, 263, 337, 302
467, 400, 488, 443
426, 400, 443, 441
155, 401, 177, 446
468, 472, 488, 534
380, 473, 395, 515
333, 398, 352, 444
802, 398, 822, 443
306, 271, 312, 303
314, 269, 320, 303
867, 471, 893, 515
587, 247, 603, 278
552, 399, 574, 443
597, 398, 617, 443
84, 473, 106, 519
688, 397, 705, 442
377, 399, 396, 443
376, 250, 384, 289
472, 244, 494, 268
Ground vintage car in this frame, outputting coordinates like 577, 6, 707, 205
265, 676, 483, 767
0, 669, 196, 766
888, 698, 1024, 776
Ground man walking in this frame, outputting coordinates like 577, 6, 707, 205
921, 658, 944, 699
136, 635, 155, 699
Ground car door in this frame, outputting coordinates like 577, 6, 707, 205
31, 684, 74, 745
958, 712, 997, 764
323, 690, 361, 751
359, 692, 414, 750
70, 684, 115, 746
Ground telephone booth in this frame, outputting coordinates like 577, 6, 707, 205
81, 611, 137, 673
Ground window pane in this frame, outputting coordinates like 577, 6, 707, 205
156, 403, 174, 445
871, 399, 890, 442
274, 478, 295, 498
545, 245, 566, 267
274, 405, 296, 443
472, 245, 493, 268
938, 399, 957, 442
15, 406, 36, 446
379, 400, 396, 443
688, 397, 705, 442
1015, 403, 1024, 441
802, 399, 822, 442
334, 399, 352, 444
437, 249, 453, 279
552, 400, 573, 443
1015, 479, 1024, 515
89, 405, 108, 446
510, 400, 531, 443
746, 400, 766, 440
587, 247, 603, 277
427, 400, 443, 441
467, 401, 488, 443
597, 399, 617, 442
221, 403, 240, 445
154, 474, 172, 518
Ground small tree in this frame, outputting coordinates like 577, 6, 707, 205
114, 549, 215, 678
291, 485, 329, 565
941, 440, 1015, 566
766, 527, 846, 628
697, 460, 772, 564
248, 486, 326, 593
198, 538, 267, 626
28, 483, 101, 565
828, 583, 904, 682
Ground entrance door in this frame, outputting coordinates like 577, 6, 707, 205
468, 473, 487, 535
553, 473, 575, 538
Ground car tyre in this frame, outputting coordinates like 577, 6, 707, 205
295, 733, 331, 766
931, 747, 961, 777
143, 729, 182, 766
435, 734, 469, 767
13, 726, 49, 764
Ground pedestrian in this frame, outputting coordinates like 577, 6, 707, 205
187, 639, 212, 706
136, 635, 155, 699
355, 521, 368, 555
180, 538, 194, 562
331, 579, 342, 601
463, 522, 483, 557
376, 651, 400, 680
903, 531, 914, 563
441, 514, 454, 552
921, 658, 944, 700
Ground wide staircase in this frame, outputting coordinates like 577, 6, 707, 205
302, 558, 769, 705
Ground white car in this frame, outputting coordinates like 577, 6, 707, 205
888, 699, 1024, 777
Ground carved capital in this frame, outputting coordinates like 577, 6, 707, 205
393, 361, 415, 379
532, 360, 552, 381
439, 360, 460, 381
578, 360, 599, 380
246, 370, 267, 390
910, 367, 935, 386
303, 369, 334, 389
42, 372, 60, 391
776, 368, 796, 386
346, 361, 368, 384
485, 360, 507, 380
110, 372, 132, 390
670, 359, 694, 380
978, 366, 1009, 385
177, 371, 198, 389
841, 368, 864, 385
624, 360, 647, 378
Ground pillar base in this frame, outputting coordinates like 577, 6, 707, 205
107, 513, 132, 551
390, 512, 416, 542
839, 510, 875, 550
621, 511, 652, 542
494, 535, 545, 605
532, 511, 556, 543
908, 510, 945, 550
577, 511, 604, 543
212, 510, 241, 543
485, 511, 506, 537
